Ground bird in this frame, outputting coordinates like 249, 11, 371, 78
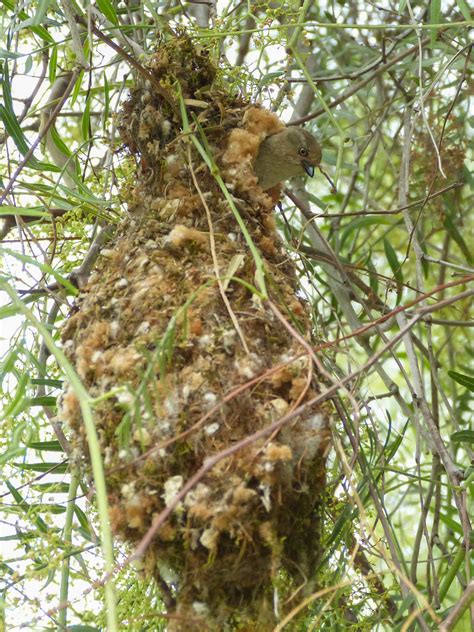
254, 127, 322, 190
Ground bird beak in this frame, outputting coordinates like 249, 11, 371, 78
302, 160, 314, 177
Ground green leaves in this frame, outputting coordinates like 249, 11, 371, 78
0, 102, 31, 156
81, 93, 92, 141
383, 237, 404, 302
13, 461, 69, 473
49, 43, 58, 83
429, 0, 442, 46
26, 440, 64, 451
0, 205, 50, 218
455, 0, 471, 20
96, 0, 119, 25
29, 0, 54, 26
451, 430, 474, 444
448, 370, 474, 392
2, 0, 54, 42
0, 73, 61, 172
0, 49, 23, 60
443, 207, 472, 264
340, 216, 395, 251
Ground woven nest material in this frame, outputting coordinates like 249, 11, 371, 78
61, 34, 331, 630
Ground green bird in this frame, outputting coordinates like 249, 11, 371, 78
254, 127, 322, 190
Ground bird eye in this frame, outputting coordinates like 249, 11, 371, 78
299, 147, 308, 156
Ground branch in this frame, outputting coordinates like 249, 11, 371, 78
290, 35, 431, 125
439, 581, 474, 632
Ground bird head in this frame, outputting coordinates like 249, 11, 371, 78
280, 127, 322, 177
254, 127, 322, 190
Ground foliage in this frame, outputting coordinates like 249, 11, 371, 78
0, 0, 472, 630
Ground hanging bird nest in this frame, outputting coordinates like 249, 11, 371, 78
61, 34, 331, 630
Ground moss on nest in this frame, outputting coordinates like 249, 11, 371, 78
62, 33, 330, 630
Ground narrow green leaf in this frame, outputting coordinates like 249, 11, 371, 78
398, 0, 408, 13
12, 17, 53, 42
0, 104, 58, 171
444, 207, 472, 264
20, 395, 57, 409
81, 93, 91, 141
455, 0, 471, 20
71, 69, 84, 107
307, 192, 327, 210
260, 71, 285, 85
49, 44, 58, 84
429, 0, 441, 46
0, 348, 19, 383
384, 420, 410, 464
102, 71, 110, 133
50, 124, 73, 157
31, 482, 71, 493
438, 512, 463, 535
0, 532, 36, 541
0, 372, 29, 420
27, 440, 64, 452
0, 205, 49, 218
0, 293, 41, 321
395, 592, 417, 618
96, 0, 118, 24
448, 370, 474, 392
30, 160, 63, 173
439, 546, 465, 601
0, 49, 22, 60
42, 567, 57, 589
2, 0, 54, 42
31, 0, 53, 25
30, 378, 63, 388
340, 216, 394, 250
451, 430, 474, 444
29, 503, 67, 514
14, 461, 69, 473
0, 103, 30, 155
73, 505, 93, 538
1, 247, 78, 294
5, 480, 49, 533
0, 446, 26, 466
366, 258, 379, 296
383, 237, 403, 299
2, 61, 13, 111
325, 503, 355, 547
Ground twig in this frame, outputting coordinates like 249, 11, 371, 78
421, 256, 474, 274
437, 44, 472, 156
37, 301, 72, 455
75, 15, 177, 112
187, 144, 250, 354
60, 0, 88, 68
290, 35, 431, 125
407, 0, 446, 178
306, 182, 463, 219
439, 580, 474, 632
70, 224, 116, 289
89, 5, 145, 58
1, 208, 70, 241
